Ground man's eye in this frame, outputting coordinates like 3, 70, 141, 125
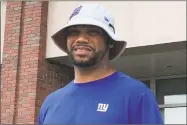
67, 30, 79, 36
88, 30, 101, 36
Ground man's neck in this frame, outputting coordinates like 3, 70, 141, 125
73, 63, 116, 83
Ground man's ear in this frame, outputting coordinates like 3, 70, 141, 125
109, 39, 115, 48
109, 44, 114, 48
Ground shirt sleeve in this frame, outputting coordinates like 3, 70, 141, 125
37, 96, 50, 125
128, 89, 164, 124
37, 105, 45, 124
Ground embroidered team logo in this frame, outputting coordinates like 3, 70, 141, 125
104, 16, 109, 22
69, 6, 82, 20
97, 103, 109, 112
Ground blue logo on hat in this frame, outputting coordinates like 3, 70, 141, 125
69, 6, 82, 20
104, 17, 109, 22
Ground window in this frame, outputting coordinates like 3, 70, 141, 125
156, 77, 187, 124
160, 95, 186, 124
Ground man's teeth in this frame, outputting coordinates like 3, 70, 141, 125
76, 48, 89, 51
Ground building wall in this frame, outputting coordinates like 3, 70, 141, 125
1, 2, 73, 124
46, 1, 186, 58
0, 1, 186, 124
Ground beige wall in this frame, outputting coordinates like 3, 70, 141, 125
0, 1, 181, 59
46, 1, 186, 58
0, 2, 186, 59
1, 1, 6, 63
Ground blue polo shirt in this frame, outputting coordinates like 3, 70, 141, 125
38, 71, 163, 124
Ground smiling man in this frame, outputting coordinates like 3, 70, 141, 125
67, 25, 109, 68
38, 3, 163, 124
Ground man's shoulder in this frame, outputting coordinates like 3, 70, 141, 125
42, 80, 73, 105
116, 72, 150, 94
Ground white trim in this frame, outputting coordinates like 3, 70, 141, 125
153, 74, 187, 80
138, 73, 186, 81
159, 103, 187, 108
1, 1, 7, 64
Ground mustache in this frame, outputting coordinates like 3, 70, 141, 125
71, 43, 95, 51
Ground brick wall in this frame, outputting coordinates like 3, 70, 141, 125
1, 2, 23, 123
1, 1, 74, 124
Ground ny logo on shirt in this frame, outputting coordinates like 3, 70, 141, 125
97, 103, 109, 112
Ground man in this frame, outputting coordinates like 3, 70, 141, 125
38, 3, 163, 124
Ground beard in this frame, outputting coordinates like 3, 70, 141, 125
68, 48, 105, 68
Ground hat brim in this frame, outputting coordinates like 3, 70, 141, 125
51, 17, 127, 61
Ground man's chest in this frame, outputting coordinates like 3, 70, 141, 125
43, 95, 128, 124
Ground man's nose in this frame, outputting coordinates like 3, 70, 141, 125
75, 33, 89, 43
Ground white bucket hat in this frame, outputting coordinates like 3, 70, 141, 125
51, 3, 127, 61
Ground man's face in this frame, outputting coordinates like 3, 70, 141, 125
66, 25, 108, 67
